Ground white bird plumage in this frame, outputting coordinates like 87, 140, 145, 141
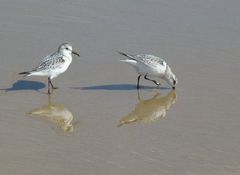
118, 51, 178, 89
19, 43, 80, 94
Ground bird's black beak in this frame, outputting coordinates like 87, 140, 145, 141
172, 80, 176, 90
72, 51, 80, 57
173, 80, 176, 85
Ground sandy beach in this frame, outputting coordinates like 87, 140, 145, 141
0, 0, 240, 174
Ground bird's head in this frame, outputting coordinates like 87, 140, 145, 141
163, 66, 178, 89
58, 43, 80, 57
168, 74, 178, 89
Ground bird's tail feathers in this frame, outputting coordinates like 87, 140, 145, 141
120, 59, 137, 65
18, 71, 31, 77
117, 51, 135, 60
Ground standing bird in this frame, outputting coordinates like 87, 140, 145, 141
19, 43, 80, 94
118, 52, 178, 89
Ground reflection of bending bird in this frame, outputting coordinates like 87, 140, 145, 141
118, 91, 177, 127
28, 95, 75, 132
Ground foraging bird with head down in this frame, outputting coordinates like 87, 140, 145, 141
118, 52, 178, 89
19, 43, 80, 94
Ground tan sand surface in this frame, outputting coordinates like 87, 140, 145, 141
0, 0, 240, 174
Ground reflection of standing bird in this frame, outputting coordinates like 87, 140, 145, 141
118, 91, 177, 127
118, 52, 178, 89
28, 95, 76, 133
19, 43, 80, 94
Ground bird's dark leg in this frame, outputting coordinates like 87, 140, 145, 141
49, 78, 58, 90
144, 75, 160, 86
137, 75, 141, 89
47, 77, 51, 94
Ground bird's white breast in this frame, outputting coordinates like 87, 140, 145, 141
50, 55, 72, 79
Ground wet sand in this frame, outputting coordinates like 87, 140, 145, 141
0, 0, 240, 174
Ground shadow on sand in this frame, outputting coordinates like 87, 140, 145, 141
72, 84, 170, 91
0, 80, 45, 92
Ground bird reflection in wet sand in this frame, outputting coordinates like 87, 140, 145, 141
118, 90, 177, 127
28, 95, 77, 133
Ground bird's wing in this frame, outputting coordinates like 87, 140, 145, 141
41, 51, 60, 62
135, 54, 166, 66
32, 53, 65, 72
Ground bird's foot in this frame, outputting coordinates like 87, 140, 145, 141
153, 80, 161, 86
